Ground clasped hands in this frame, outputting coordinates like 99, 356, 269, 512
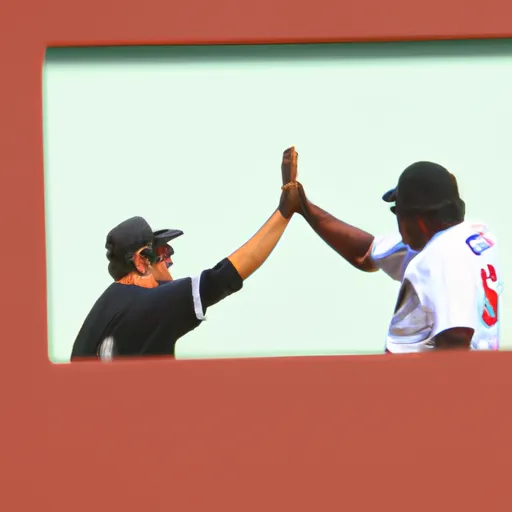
278, 146, 308, 220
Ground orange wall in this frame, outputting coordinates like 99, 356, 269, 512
2, 0, 512, 509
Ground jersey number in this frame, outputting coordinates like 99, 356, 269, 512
481, 264, 498, 327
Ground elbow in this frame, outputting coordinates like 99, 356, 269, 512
354, 258, 379, 273
353, 246, 379, 273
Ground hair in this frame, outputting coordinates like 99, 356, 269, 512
107, 257, 135, 281
106, 243, 136, 281
106, 246, 157, 281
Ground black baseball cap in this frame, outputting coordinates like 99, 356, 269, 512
105, 216, 154, 261
382, 161, 462, 213
153, 228, 183, 248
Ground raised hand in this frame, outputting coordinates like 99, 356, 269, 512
278, 146, 301, 219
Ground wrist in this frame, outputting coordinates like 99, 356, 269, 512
276, 207, 293, 222
299, 199, 317, 225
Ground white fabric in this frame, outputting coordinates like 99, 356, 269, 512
98, 336, 115, 361
371, 232, 418, 282
370, 221, 503, 353
191, 274, 206, 321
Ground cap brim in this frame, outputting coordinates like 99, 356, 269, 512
382, 188, 397, 203
153, 229, 184, 245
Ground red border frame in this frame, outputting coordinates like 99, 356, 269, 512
2, 0, 512, 510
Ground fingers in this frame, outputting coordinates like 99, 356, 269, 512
281, 181, 299, 191
282, 146, 299, 185
283, 146, 298, 161
296, 181, 306, 202
297, 182, 308, 204
291, 148, 298, 169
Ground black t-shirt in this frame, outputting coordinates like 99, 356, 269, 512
70, 258, 243, 360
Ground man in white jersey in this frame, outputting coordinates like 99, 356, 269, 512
295, 161, 502, 352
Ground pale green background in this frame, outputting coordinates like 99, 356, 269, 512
43, 41, 511, 363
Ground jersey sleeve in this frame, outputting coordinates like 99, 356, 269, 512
143, 278, 203, 344
190, 258, 244, 320
370, 232, 413, 282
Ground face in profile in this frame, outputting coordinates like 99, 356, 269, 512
151, 244, 174, 281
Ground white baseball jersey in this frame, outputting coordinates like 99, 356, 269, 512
370, 221, 503, 353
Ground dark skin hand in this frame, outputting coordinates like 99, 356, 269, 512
296, 183, 377, 272
434, 327, 474, 350
278, 146, 301, 219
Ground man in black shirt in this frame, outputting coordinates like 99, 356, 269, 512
70, 147, 301, 361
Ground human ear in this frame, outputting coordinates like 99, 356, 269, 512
133, 253, 148, 274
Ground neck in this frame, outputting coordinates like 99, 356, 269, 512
430, 219, 462, 237
117, 272, 159, 288
418, 219, 463, 249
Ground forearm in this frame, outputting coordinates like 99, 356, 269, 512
197, 145, 296, 308
197, 210, 289, 310
303, 200, 376, 271
434, 328, 474, 350
227, 209, 290, 280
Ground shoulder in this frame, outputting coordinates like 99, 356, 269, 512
155, 277, 192, 290
419, 220, 497, 265
463, 221, 499, 253
86, 283, 130, 310
406, 221, 498, 288
149, 277, 194, 301
371, 232, 408, 260
405, 231, 457, 279
370, 232, 418, 282
103, 282, 145, 296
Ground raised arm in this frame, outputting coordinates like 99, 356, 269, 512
229, 145, 300, 279
297, 184, 377, 272
227, 208, 291, 280
197, 147, 302, 313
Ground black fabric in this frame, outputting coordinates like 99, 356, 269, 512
70, 258, 243, 360
199, 258, 244, 312
153, 228, 184, 247
106, 216, 154, 260
71, 278, 199, 358
382, 161, 462, 213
